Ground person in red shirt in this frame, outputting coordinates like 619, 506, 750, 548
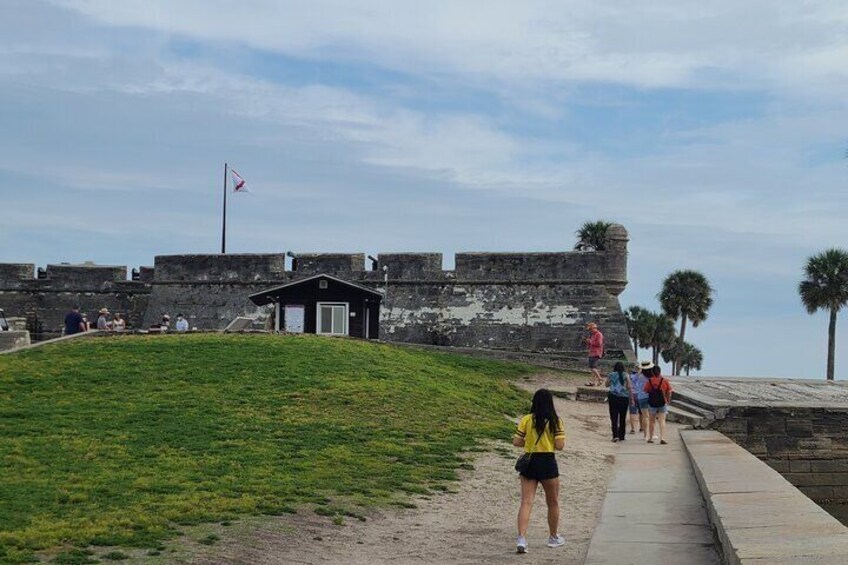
642, 363, 673, 444
584, 322, 605, 386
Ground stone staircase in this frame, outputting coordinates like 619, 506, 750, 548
574, 385, 719, 429
668, 393, 717, 428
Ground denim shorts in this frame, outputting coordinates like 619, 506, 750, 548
629, 398, 649, 414
648, 405, 669, 414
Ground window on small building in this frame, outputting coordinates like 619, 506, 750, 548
317, 303, 347, 335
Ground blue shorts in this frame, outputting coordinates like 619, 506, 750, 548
648, 405, 669, 414
628, 398, 649, 414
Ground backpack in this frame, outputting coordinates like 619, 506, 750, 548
647, 377, 666, 408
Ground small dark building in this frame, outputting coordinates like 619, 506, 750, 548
249, 274, 383, 339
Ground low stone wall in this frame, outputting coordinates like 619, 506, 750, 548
394, 343, 634, 378
682, 430, 848, 564
710, 406, 848, 503
0, 330, 30, 352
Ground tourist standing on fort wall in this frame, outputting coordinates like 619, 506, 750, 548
629, 363, 648, 438
607, 361, 632, 442
63, 306, 86, 335
584, 322, 605, 386
643, 363, 673, 445
513, 389, 567, 554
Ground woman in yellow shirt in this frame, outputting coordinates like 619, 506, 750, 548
513, 388, 566, 553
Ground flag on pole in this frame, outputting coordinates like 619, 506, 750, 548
230, 168, 249, 193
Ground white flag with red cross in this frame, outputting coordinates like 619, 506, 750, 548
230, 168, 249, 193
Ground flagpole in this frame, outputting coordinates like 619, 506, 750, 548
221, 162, 228, 254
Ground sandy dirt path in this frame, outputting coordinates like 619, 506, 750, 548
191, 376, 616, 565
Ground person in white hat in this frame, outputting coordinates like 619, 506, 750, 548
96, 308, 111, 331
628, 362, 649, 438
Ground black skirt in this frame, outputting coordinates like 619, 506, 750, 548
519, 452, 559, 481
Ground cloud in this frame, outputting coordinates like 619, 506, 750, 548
50, 0, 848, 95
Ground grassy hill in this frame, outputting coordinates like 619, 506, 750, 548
0, 334, 535, 563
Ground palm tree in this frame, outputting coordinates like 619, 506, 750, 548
645, 311, 676, 365
658, 270, 714, 375
680, 343, 704, 376
574, 220, 613, 251
662, 339, 703, 376
624, 305, 651, 355
799, 248, 848, 381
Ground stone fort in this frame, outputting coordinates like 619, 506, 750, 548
0, 224, 633, 361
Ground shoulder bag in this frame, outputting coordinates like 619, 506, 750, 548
515, 424, 544, 474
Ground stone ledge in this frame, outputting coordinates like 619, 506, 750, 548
576, 385, 609, 403
681, 430, 848, 565
0, 330, 30, 352
0, 330, 99, 355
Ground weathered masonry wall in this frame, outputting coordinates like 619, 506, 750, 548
0, 263, 150, 339
140, 225, 632, 357
711, 406, 848, 503
0, 224, 634, 357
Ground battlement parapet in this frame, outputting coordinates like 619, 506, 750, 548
137, 266, 155, 283
378, 253, 442, 279
1, 222, 629, 289
295, 253, 365, 275
153, 254, 285, 282
454, 252, 607, 281
44, 264, 128, 287
0, 264, 36, 288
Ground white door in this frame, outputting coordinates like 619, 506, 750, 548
284, 305, 305, 333
317, 303, 348, 335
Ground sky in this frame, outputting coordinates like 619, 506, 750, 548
1, 1, 846, 378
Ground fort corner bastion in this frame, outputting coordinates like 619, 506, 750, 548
0, 224, 634, 362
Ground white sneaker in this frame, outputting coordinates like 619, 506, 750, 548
516, 535, 528, 554
547, 534, 565, 548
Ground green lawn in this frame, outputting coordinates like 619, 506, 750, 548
0, 334, 535, 563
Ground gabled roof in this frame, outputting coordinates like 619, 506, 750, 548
249, 273, 384, 305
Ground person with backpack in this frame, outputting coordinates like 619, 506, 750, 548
513, 389, 567, 554
606, 361, 632, 442
642, 362, 673, 444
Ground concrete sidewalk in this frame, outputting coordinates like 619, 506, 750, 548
584, 423, 720, 565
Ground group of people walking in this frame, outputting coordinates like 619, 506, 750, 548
511, 322, 675, 554
607, 360, 673, 444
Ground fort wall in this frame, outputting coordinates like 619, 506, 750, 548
712, 406, 848, 504
0, 263, 150, 338
0, 224, 633, 357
